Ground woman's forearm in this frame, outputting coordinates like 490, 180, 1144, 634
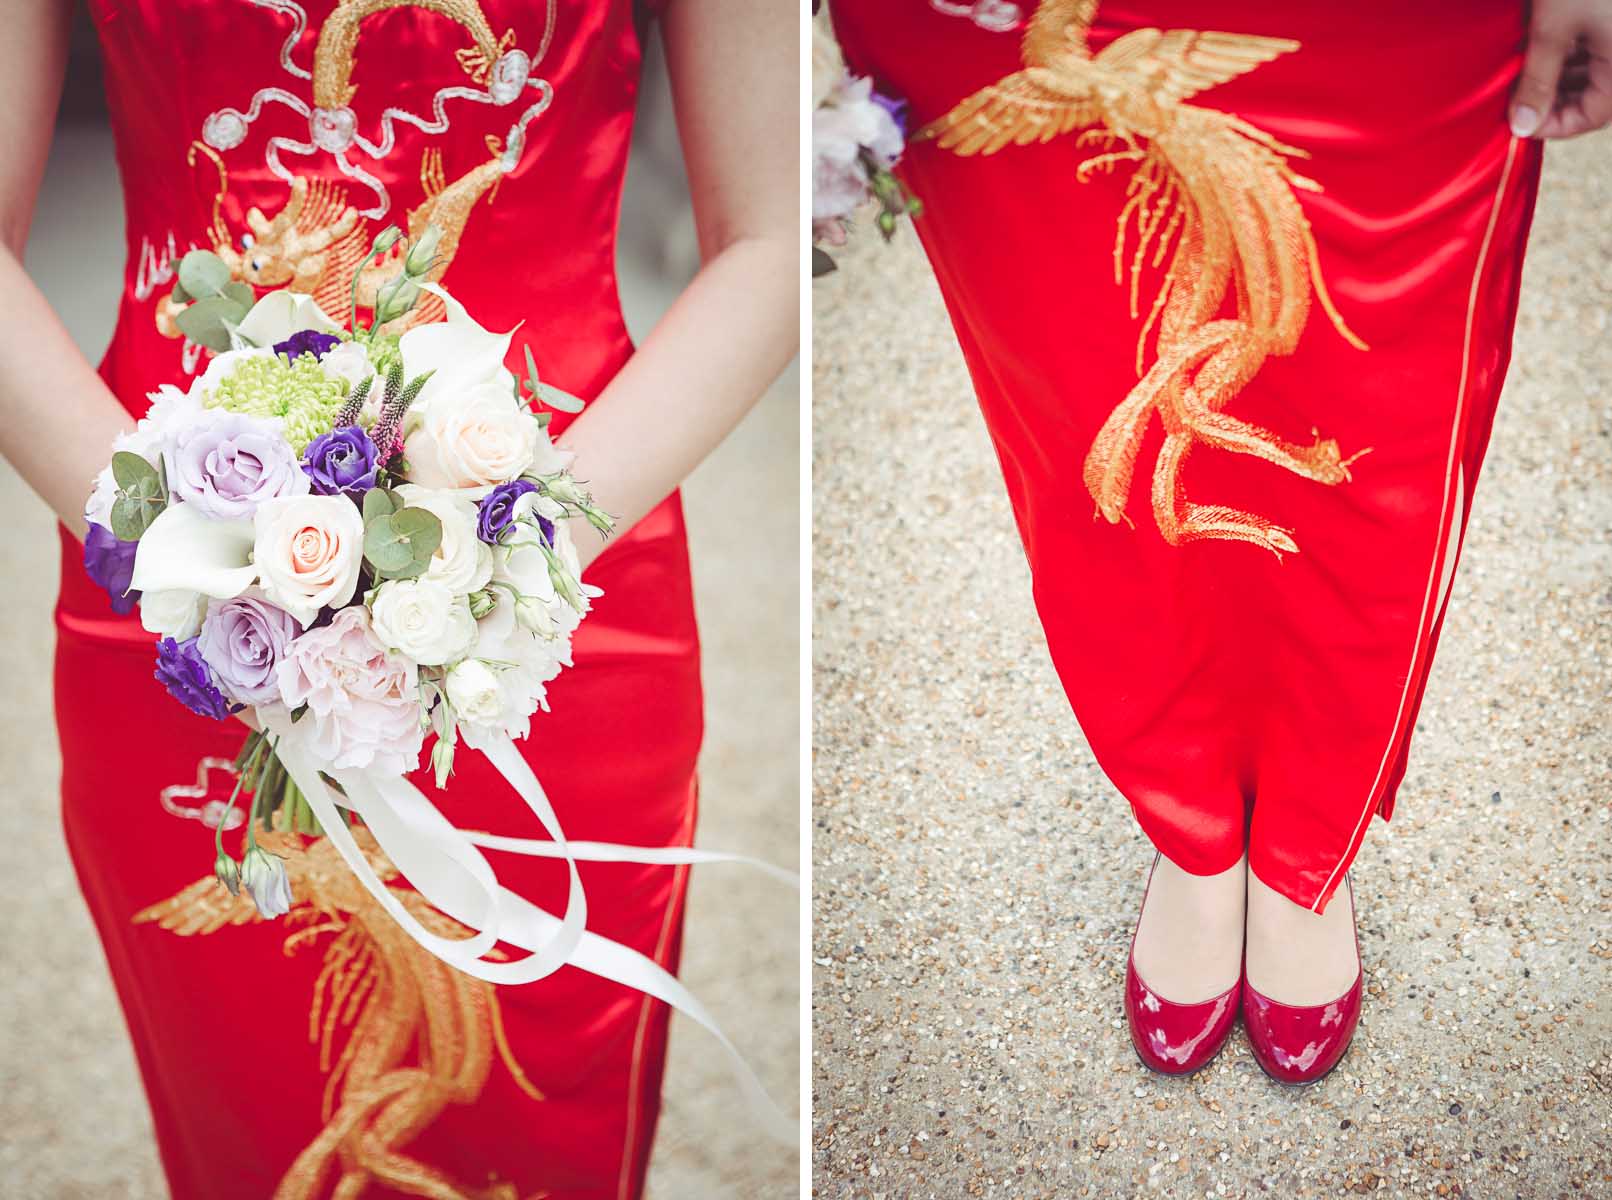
0, 245, 135, 540
555, 232, 797, 570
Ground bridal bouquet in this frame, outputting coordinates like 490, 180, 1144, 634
811, 17, 922, 276
83, 224, 611, 919
81, 223, 796, 1140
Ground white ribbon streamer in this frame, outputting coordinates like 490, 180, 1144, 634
270, 726, 797, 1143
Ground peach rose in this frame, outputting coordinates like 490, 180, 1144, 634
252, 494, 365, 625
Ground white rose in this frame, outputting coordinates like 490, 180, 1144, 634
139, 588, 207, 640
252, 494, 365, 625
401, 381, 539, 490
370, 577, 477, 666
394, 484, 494, 594
444, 658, 503, 726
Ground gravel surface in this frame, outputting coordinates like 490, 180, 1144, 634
811, 136, 1611, 1198
0, 119, 800, 1200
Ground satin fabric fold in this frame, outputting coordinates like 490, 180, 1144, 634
57, 3, 712, 1197
830, 0, 1541, 912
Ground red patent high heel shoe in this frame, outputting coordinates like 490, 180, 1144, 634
1242, 874, 1363, 1086
1123, 853, 1241, 1076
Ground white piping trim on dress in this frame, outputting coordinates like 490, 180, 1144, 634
1310, 136, 1522, 913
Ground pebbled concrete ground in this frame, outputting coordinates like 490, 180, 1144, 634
812, 136, 1610, 1198
0, 39, 800, 1200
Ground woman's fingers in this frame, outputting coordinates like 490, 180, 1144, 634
1512, 18, 1572, 137
1537, 42, 1612, 137
1513, 1, 1612, 139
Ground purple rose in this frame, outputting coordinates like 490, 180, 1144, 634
476, 480, 545, 544
273, 330, 342, 362
154, 636, 234, 720
164, 409, 309, 521
302, 426, 379, 498
197, 595, 303, 706
83, 522, 139, 614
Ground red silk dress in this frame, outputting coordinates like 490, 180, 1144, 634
56, 3, 699, 1197
830, 0, 1542, 913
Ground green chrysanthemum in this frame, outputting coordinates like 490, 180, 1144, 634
365, 333, 404, 376
206, 354, 349, 453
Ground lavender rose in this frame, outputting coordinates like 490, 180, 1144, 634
164, 409, 310, 521
475, 480, 540, 544
272, 329, 342, 362
302, 426, 379, 498
83, 522, 139, 614
197, 595, 303, 706
154, 636, 233, 720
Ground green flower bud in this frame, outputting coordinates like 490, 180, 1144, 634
371, 225, 403, 254
404, 224, 442, 278
515, 594, 555, 636
538, 475, 586, 506
373, 274, 421, 326
468, 588, 498, 619
214, 849, 241, 896
431, 735, 456, 789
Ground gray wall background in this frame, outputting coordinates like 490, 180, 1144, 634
0, 8, 800, 1198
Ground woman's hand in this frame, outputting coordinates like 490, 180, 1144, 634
1511, 0, 1612, 139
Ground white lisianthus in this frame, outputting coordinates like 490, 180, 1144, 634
457, 603, 571, 749
252, 494, 365, 624
394, 484, 494, 594
444, 658, 504, 726
86, 385, 205, 528
370, 577, 477, 666
318, 340, 373, 389
85, 465, 119, 528
139, 588, 208, 640
493, 541, 558, 606
401, 381, 540, 490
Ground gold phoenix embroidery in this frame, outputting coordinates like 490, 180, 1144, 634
921, 0, 1369, 557
134, 831, 549, 1200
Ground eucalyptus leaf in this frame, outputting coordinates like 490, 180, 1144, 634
110, 491, 164, 541
221, 280, 256, 310
169, 278, 191, 305
363, 506, 442, 579
362, 487, 399, 524
536, 383, 585, 414
175, 293, 254, 352
177, 249, 232, 300
111, 450, 161, 493
523, 345, 542, 389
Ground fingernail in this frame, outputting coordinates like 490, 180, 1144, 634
1510, 105, 1539, 138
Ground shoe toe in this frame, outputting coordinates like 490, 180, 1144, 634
1124, 956, 1240, 1076
1241, 973, 1362, 1085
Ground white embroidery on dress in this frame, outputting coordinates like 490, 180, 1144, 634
929, 0, 1026, 33
132, 233, 178, 302
200, 0, 557, 218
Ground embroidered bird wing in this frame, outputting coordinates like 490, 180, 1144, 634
132, 875, 262, 936
1094, 28, 1299, 105
922, 69, 1099, 156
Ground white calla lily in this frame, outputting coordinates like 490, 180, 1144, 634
235, 289, 341, 349
399, 282, 518, 412
130, 502, 257, 599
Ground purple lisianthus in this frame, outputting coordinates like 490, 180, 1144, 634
476, 479, 541, 544
154, 636, 234, 720
302, 426, 380, 498
164, 409, 309, 520
83, 522, 139, 614
870, 90, 909, 141
273, 329, 342, 362
196, 595, 303, 706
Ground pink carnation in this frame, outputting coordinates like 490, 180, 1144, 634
275, 606, 423, 773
